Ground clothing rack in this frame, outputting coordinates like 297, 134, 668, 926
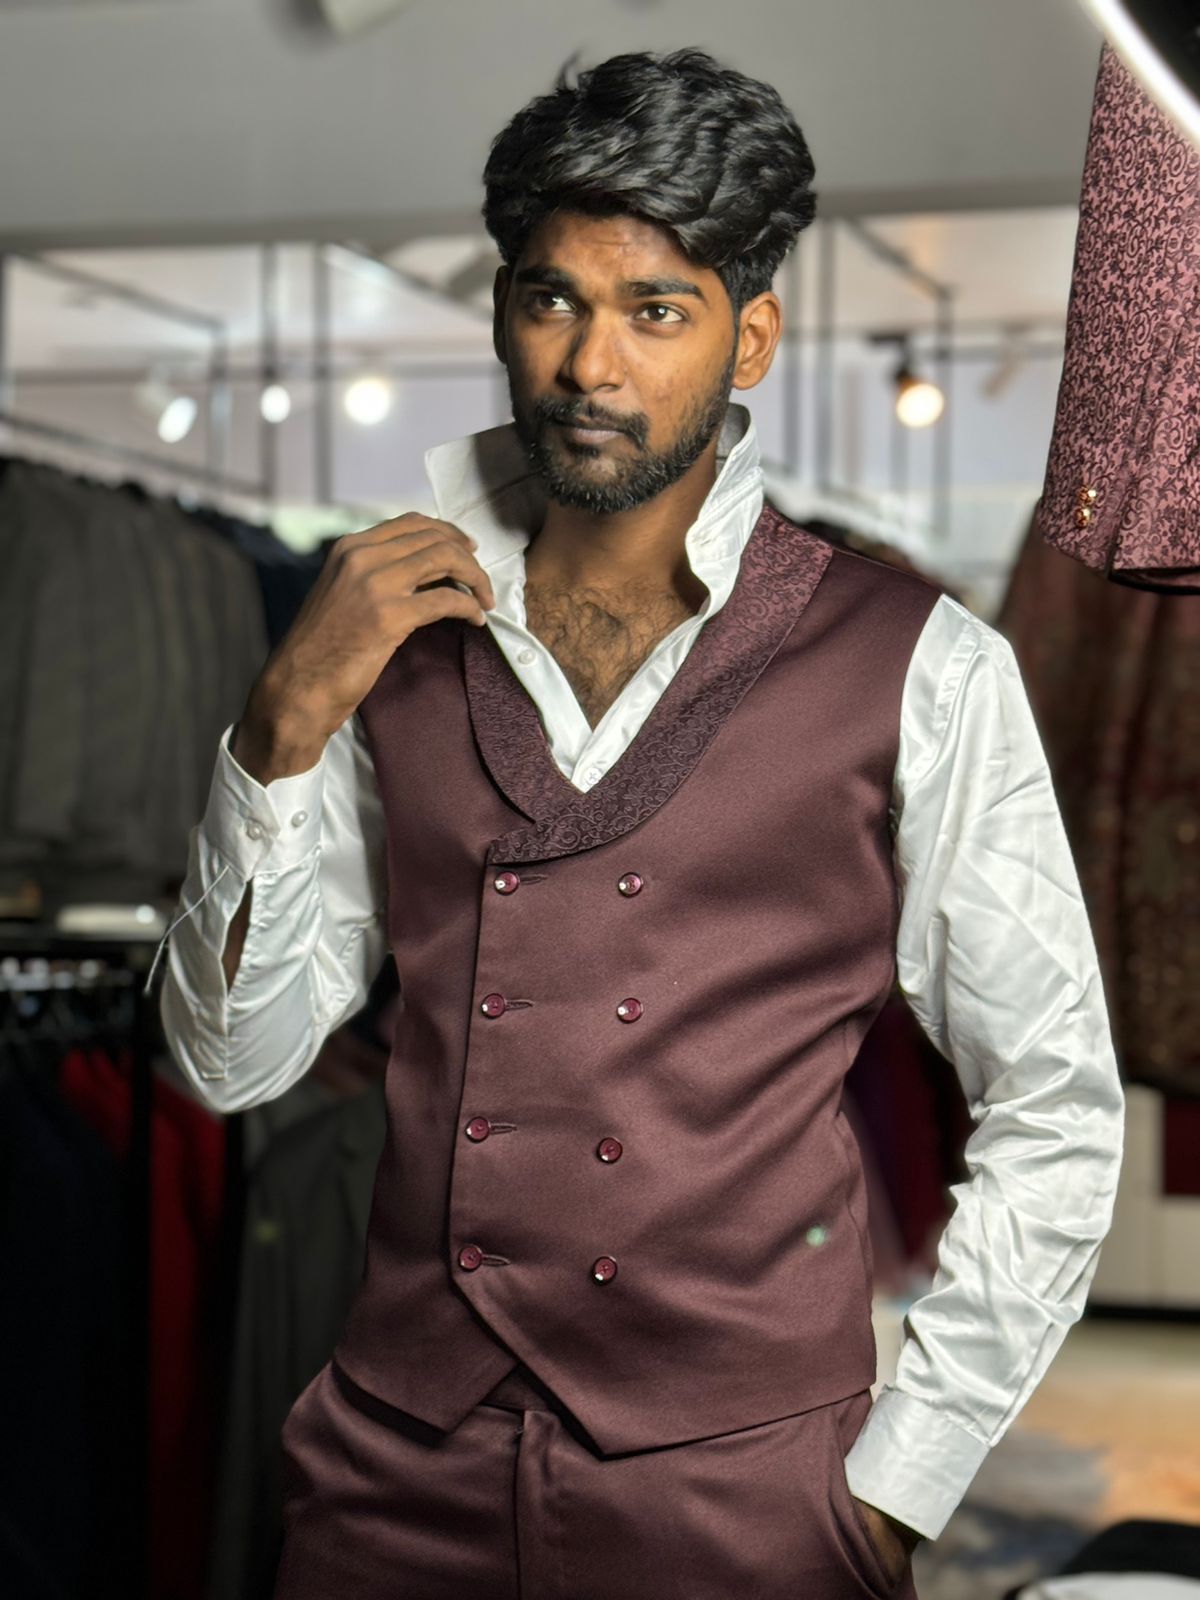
0, 927, 160, 1600
0, 410, 271, 503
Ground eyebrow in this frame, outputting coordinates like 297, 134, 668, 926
514, 264, 707, 304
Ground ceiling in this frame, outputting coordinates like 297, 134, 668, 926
0, 0, 1104, 249
4, 207, 1080, 381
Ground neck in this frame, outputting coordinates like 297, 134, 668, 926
524, 437, 720, 606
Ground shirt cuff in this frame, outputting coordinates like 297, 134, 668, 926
842, 1385, 991, 1542
200, 722, 326, 878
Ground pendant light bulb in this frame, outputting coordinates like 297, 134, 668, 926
260, 383, 293, 424
894, 369, 945, 429
344, 375, 394, 426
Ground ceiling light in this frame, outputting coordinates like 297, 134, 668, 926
156, 395, 198, 444
344, 375, 393, 426
135, 373, 198, 445
260, 383, 293, 424
894, 367, 945, 429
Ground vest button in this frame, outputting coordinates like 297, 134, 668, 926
616, 997, 643, 1023
493, 871, 520, 895
480, 992, 507, 1017
465, 1117, 492, 1142
617, 872, 643, 897
597, 1137, 623, 1163
591, 1255, 618, 1283
458, 1244, 484, 1271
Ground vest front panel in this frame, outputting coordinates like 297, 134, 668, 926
335, 516, 943, 1453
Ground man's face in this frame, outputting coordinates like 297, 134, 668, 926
495, 211, 741, 515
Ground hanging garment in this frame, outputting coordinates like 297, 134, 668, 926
204, 1070, 386, 1600
59, 1044, 227, 1600
1006, 1518, 1200, 1600
996, 509, 1200, 1097
845, 993, 974, 1280
0, 457, 270, 909
1036, 43, 1200, 591
0, 1044, 129, 1599
192, 507, 326, 650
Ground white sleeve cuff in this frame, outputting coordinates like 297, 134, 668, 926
201, 722, 327, 877
842, 1384, 991, 1542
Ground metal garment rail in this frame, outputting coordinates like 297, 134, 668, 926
0, 928, 160, 1600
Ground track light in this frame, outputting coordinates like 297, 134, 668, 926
868, 331, 948, 430
156, 395, 198, 444
135, 374, 198, 445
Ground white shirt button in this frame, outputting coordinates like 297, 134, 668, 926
290, 811, 308, 828
245, 820, 265, 841
517, 648, 536, 665
583, 765, 604, 785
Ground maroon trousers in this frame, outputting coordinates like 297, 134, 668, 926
273, 1359, 916, 1599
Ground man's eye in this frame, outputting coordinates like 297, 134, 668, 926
637, 304, 685, 324
531, 291, 572, 311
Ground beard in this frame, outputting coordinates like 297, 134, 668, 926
509, 347, 738, 515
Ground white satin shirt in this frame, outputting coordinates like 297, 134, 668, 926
158, 402, 1125, 1543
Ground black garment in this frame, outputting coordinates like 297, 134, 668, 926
205, 1076, 387, 1600
191, 509, 326, 650
0, 1045, 130, 1599
1006, 1519, 1200, 1597
0, 457, 270, 912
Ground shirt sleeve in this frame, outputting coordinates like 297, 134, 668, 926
841, 592, 1126, 1541
156, 711, 389, 1114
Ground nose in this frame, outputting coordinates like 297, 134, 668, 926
558, 315, 624, 396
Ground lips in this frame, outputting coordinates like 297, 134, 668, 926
556, 419, 626, 442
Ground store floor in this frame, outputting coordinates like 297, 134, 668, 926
905, 1315, 1200, 1599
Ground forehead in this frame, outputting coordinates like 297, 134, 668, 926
516, 209, 723, 297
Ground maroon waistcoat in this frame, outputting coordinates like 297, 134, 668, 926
333, 505, 942, 1453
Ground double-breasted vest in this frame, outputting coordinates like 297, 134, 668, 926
331, 504, 943, 1453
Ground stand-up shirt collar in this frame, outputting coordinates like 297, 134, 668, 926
422, 401, 764, 616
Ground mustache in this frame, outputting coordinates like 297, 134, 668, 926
533, 398, 648, 448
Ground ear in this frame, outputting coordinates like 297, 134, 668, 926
730, 290, 783, 392
492, 265, 510, 365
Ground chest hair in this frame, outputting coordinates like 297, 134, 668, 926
524, 580, 699, 728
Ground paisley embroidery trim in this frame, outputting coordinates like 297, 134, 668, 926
462, 503, 833, 865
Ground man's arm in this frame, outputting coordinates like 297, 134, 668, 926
158, 709, 388, 1114
156, 511, 494, 1115
843, 593, 1125, 1542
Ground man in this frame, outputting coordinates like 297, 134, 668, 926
161, 47, 1125, 1600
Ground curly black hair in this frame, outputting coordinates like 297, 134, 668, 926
482, 47, 817, 318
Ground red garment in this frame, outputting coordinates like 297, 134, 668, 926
1163, 1098, 1200, 1198
845, 994, 973, 1281
59, 1045, 226, 1600
1037, 44, 1200, 591
997, 515, 1200, 1098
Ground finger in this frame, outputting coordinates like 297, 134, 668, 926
338, 515, 479, 555
335, 531, 493, 608
403, 586, 490, 631
382, 542, 495, 610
